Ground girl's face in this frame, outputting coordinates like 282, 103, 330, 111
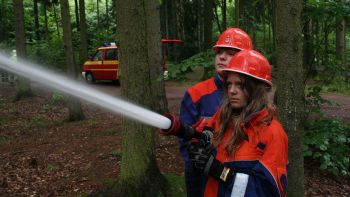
226, 72, 249, 109
214, 48, 239, 79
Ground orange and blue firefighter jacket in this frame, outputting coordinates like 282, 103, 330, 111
203, 108, 288, 197
179, 74, 224, 162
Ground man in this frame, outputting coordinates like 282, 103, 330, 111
179, 28, 253, 197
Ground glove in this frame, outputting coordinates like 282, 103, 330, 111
187, 140, 233, 182
160, 113, 196, 141
160, 113, 213, 142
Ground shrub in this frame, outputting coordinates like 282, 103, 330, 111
304, 118, 350, 176
167, 50, 215, 80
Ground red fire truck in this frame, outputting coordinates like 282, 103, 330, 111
82, 39, 183, 84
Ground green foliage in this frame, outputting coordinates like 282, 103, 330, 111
27, 39, 65, 70
167, 50, 215, 80
50, 91, 65, 105
110, 149, 122, 157
163, 173, 186, 197
0, 0, 14, 43
305, 85, 332, 115
0, 136, 12, 145
47, 162, 59, 170
304, 118, 350, 176
102, 128, 120, 136
320, 76, 350, 95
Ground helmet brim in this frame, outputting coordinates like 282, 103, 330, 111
213, 45, 244, 51
221, 68, 272, 86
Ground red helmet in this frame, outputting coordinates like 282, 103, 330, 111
213, 28, 253, 51
222, 50, 272, 86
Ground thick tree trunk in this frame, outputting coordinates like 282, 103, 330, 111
336, 17, 345, 66
60, 0, 85, 121
44, 2, 49, 40
203, 0, 214, 50
221, 0, 227, 30
111, 0, 166, 196
235, 0, 239, 27
79, 0, 88, 64
74, 0, 80, 31
13, 0, 32, 101
145, 0, 168, 114
275, 0, 304, 197
214, 2, 222, 33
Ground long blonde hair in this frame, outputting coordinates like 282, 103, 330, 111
214, 74, 275, 155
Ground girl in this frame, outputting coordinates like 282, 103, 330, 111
187, 49, 288, 197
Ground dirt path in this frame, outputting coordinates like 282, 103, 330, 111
321, 94, 350, 123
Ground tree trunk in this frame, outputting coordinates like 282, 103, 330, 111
74, 0, 80, 31
275, 0, 304, 197
44, 1, 49, 40
214, 1, 222, 33
13, 0, 32, 101
203, 0, 214, 50
235, 0, 239, 27
60, 0, 85, 121
221, 0, 227, 30
33, 0, 40, 40
336, 17, 345, 67
111, 0, 167, 196
160, 1, 168, 38
303, 18, 314, 77
79, 0, 88, 64
323, 20, 329, 65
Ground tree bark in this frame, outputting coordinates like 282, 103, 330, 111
60, 0, 85, 121
203, 0, 214, 50
336, 17, 345, 66
214, 1, 222, 33
275, 0, 304, 196
13, 0, 32, 101
111, 0, 167, 196
221, 0, 227, 30
323, 20, 329, 65
43, 1, 49, 40
79, 0, 88, 64
74, 0, 80, 31
235, 0, 239, 27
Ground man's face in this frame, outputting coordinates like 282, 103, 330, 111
226, 72, 248, 109
214, 48, 239, 78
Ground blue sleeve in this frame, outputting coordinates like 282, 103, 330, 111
179, 91, 199, 125
178, 91, 199, 163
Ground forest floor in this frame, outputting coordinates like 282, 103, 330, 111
0, 81, 349, 197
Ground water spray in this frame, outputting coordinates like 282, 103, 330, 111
0, 52, 171, 130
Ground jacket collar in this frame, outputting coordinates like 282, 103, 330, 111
214, 73, 224, 89
242, 107, 271, 127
